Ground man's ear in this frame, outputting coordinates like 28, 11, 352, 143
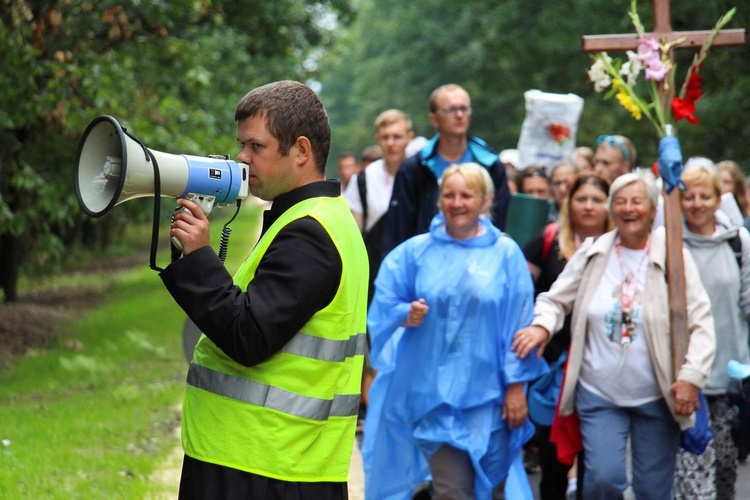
295, 136, 312, 165
427, 112, 439, 130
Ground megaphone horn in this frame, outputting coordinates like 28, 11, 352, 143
74, 115, 249, 218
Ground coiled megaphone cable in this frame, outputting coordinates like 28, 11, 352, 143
218, 200, 242, 263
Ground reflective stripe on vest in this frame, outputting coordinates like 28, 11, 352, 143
283, 330, 367, 361
182, 194, 367, 481
188, 363, 361, 420
187, 331, 366, 419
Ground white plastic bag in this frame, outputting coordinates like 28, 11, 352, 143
517, 90, 584, 170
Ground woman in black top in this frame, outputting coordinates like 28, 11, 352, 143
522, 173, 612, 500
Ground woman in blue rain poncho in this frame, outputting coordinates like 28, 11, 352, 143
363, 163, 548, 499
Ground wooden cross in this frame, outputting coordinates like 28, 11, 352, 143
582, 0, 746, 380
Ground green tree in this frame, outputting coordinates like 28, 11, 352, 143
320, 0, 749, 175
0, 0, 353, 302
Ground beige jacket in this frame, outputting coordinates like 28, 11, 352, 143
532, 229, 715, 430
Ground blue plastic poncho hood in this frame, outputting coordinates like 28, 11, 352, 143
363, 213, 547, 499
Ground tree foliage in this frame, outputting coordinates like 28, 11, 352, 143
3, 0, 748, 301
0, 0, 353, 302
319, 0, 750, 176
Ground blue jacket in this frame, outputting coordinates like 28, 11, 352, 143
381, 134, 510, 257
363, 214, 547, 499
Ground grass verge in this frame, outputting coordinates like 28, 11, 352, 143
0, 203, 263, 498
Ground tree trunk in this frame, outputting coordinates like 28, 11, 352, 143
0, 232, 20, 303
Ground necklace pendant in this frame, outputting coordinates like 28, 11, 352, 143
620, 313, 633, 347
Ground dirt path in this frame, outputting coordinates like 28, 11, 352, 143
148, 405, 183, 499
150, 413, 365, 499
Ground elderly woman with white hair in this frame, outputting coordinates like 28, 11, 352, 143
513, 172, 716, 499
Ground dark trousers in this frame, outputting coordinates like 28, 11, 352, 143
179, 454, 348, 500
427, 444, 505, 499
535, 424, 572, 500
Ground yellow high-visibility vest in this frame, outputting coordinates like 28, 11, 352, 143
183, 194, 368, 482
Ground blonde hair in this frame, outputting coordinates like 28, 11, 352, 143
573, 146, 594, 171
596, 134, 638, 168
440, 163, 495, 217
680, 165, 721, 199
717, 160, 750, 216
374, 109, 412, 132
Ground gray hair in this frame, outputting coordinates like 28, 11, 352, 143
607, 171, 659, 213
684, 156, 717, 173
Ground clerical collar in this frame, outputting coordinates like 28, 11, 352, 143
262, 180, 340, 235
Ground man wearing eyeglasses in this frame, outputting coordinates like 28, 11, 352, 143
593, 134, 638, 182
381, 83, 510, 256
593, 134, 669, 229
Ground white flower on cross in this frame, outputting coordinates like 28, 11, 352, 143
620, 50, 643, 85
587, 54, 613, 92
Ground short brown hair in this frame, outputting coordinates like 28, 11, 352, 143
361, 145, 383, 163
235, 81, 331, 173
428, 84, 469, 113
558, 174, 612, 259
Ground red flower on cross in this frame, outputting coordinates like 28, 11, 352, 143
671, 70, 704, 124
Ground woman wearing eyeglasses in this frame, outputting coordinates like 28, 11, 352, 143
513, 171, 715, 499
547, 160, 580, 222
673, 164, 750, 500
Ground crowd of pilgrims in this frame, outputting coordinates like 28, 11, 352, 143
342, 118, 749, 499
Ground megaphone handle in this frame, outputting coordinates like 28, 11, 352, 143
171, 236, 184, 253
184, 193, 215, 216
169, 193, 214, 257
170, 201, 196, 255
170, 208, 184, 255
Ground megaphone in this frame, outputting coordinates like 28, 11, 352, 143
75, 115, 249, 218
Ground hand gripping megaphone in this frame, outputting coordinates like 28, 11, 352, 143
75, 115, 250, 269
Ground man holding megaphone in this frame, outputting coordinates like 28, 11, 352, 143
159, 81, 368, 499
